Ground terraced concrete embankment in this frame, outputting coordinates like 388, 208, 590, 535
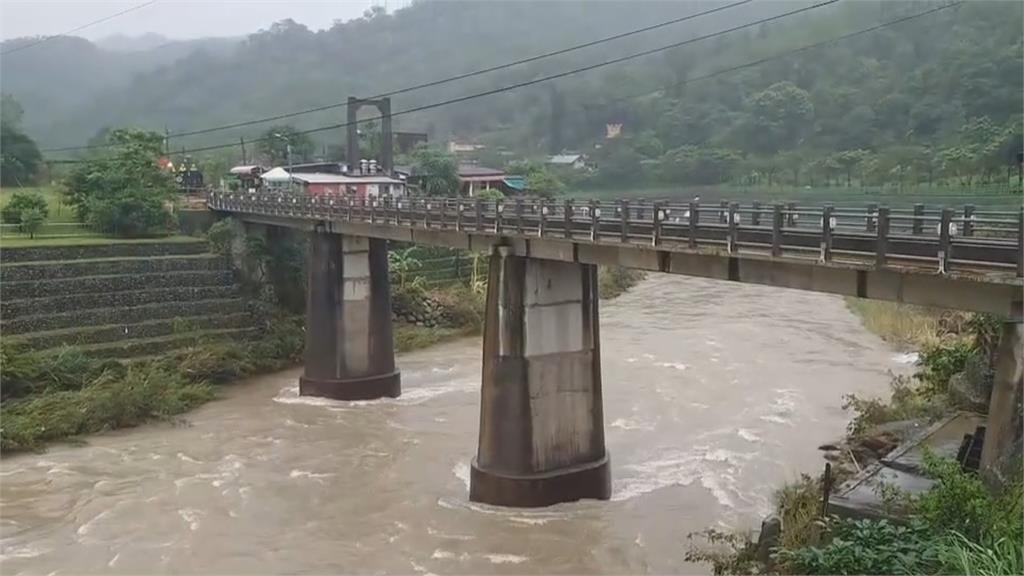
1, 240, 259, 358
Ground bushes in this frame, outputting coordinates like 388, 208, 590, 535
1, 190, 48, 225
598, 266, 646, 299
778, 518, 938, 575
776, 458, 1023, 575
86, 195, 177, 237
0, 316, 304, 453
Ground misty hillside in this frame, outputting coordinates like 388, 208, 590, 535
3, 0, 1021, 177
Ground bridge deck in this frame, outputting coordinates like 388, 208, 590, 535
209, 193, 1023, 316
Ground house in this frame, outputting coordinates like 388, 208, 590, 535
258, 169, 405, 199
547, 154, 587, 170
447, 141, 485, 154
291, 173, 406, 200
458, 164, 506, 196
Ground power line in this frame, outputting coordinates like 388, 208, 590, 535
168, 0, 844, 156
604, 1, 963, 106
47, 0, 958, 163
1, 0, 159, 56
42, 0, 754, 152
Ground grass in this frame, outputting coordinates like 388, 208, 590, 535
844, 299, 946, 351
0, 234, 203, 248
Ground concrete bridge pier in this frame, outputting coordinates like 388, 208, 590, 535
470, 246, 610, 507
300, 229, 400, 400
981, 304, 1023, 481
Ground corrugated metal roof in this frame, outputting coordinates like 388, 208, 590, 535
458, 164, 505, 177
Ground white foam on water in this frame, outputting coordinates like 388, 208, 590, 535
436, 497, 569, 524
431, 549, 455, 559
613, 446, 756, 507
610, 417, 655, 431
431, 366, 456, 374
289, 470, 335, 482
0, 540, 50, 561
275, 381, 475, 409
758, 414, 791, 425
625, 357, 638, 363
506, 516, 553, 526
892, 352, 919, 365
0, 468, 25, 477
426, 526, 475, 541
178, 508, 203, 531
689, 402, 710, 409
737, 428, 761, 443
76, 510, 113, 536
107, 553, 120, 567
655, 362, 688, 371
484, 554, 528, 564
641, 353, 656, 360
176, 453, 202, 464
452, 461, 470, 490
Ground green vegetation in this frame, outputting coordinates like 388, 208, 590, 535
7, 3, 1019, 196
0, 316, 303, 453
258, 125, 315, 165
409, 145, 460, 196
0, 94, 42, 187
1, 190, 48, 225
776, 455, 1023, 576
597, 266, 646, 300
690, 303, 1019, 575
64, 129, 177, 237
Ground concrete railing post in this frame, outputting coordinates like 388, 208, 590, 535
912, 203, 925, 235
300, 231, 400, 400
470, 247, 610, 507
938, 207, 953, 274
962, 204, 975, 237
771, 203, 783, 257
620, 200, 630, 243
688, 201, 699, 249
876, 206, 890, 268
866, 203, 878, 233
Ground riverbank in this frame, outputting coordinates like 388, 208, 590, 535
687, 300, 1022, 575
0, 265, 644, 454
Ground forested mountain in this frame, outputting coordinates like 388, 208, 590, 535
3, 0, 1021, 187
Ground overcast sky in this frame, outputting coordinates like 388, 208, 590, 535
0, 0, 413, 41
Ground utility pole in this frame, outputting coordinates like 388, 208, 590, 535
287, 143, 294, 194
240, 137, 247, 165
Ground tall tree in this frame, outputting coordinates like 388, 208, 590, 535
259, 125, 314, 166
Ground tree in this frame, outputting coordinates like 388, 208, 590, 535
64, 128, 177, 237
1, 191, 48, 226
0, 95, 42, 186
742, 81, 815, 154
410, 145, 459, 196
258, 125, 314, 166
833, 150, 869, 187
19, 208, 44, 239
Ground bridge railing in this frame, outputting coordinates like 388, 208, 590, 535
208, 192, 1023, 279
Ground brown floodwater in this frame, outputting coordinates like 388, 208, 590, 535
0, 274, 912, 574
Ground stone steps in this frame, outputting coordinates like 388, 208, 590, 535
20, 313, 254, 350
0, 254, 227, 282
1, 285, 239, 319
2, 270, 235, 300
1, 298, 249, 335
0, 240, 259, 359
79, 327, 261, 359
0, 240, 208, 263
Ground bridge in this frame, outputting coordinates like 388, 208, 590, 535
209, 192, 1023, 507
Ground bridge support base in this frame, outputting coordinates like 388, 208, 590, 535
470, 247, 610, 507
300, 230, 400, 400
980, 308, 1023, 480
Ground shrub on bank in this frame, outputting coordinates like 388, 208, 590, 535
0, 316, 304, 453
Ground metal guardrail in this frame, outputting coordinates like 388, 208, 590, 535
208, 192, 1023, 279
